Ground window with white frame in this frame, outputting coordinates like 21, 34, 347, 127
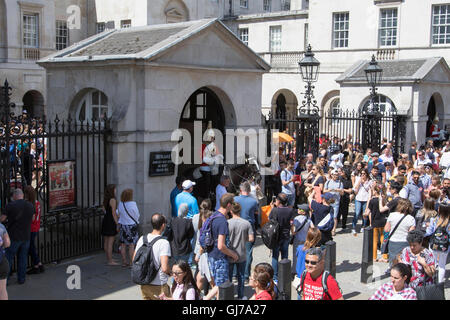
56, 20, 69, 50
269, 26, 282, 52
239, 28, 248, 45
281, 0, 291, 11
77, 90, 110, 123
240, 0, 248, 8
96, 22, 106, 34
432, 4, 450, 45
333, 12, 349, 48
23, 13, 39, 48
379, 8, 398, 47
330, 99, 340, 124
121, 19, 131, 29
264, 0, 272, 12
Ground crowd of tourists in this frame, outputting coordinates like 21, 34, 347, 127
101, 134, 450, 301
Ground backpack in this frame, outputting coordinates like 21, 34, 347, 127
296, 270, 332, 300
261, 209, 280, 249
199, 212, 221, 253
317, 207, 334, 232
131, 235, 163, 285
430, 223, 449, 252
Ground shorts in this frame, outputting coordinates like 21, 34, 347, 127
0, 257, 9, 280
286, 193, 295, 207
119, 224, 139, 245
198, 253, 212, 283
208, 256, 229, 286
331, 203, 340, 219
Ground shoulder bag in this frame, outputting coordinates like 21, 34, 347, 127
414, 273, 445, 300
380, 214, 407, 254
122, 202, 142, 237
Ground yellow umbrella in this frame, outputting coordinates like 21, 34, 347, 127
273, 131, 294, 143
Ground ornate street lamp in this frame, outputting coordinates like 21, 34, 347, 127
296, 44, 321, 158
362, 55, 383, 152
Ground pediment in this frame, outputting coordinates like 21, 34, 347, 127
422, 59, 450, 83
152, 27, 267, 71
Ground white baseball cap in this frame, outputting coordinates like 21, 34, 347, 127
182, 180, 196, 190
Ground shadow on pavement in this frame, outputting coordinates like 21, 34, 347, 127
336, 260, 361, 273
343, 291, 361, 300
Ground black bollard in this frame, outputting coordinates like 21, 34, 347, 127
361, 227, 374, 283
278, 259, 291, 300
218, 281, 235, 300
324, 240, 336, 278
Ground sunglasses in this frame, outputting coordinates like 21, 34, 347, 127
305, 259, 319, 265
171, 271, 185, 276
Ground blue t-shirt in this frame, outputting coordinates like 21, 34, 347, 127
170, 186, 183, 218
209, 212, 229, 260
174, 191, 199, 219
234, 195, 259, 227
296, 244, 307, 276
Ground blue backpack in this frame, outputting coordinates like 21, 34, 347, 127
317, 207, 334, 232
199, 212, 221, 253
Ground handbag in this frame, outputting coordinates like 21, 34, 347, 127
380, 214, 407, 254
415, 273, 445, 300
122, 202, 142, 236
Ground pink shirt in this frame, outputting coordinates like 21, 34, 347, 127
172, 283, 197, 300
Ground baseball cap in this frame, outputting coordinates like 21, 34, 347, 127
322, 192, 334, 201
182, 180, 196, 190
371, 152, 379, 157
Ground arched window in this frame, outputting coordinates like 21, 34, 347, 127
361, 95, 397, 114
76, 89, 110, 122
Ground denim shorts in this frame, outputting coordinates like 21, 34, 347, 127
286, 193, 295, 207
208, 256, 229, 286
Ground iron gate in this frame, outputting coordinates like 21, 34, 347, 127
1, 80, 111, 267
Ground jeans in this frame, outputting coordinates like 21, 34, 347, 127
433, 250, 449, 283
229, 261, 246, 299
6, 240, 30, 283
244, 241, 254, 280
188, 237, 196, 268
352, 200, 367, 230
29, 232, 41, 266
272, 238, 290, 281
331, 202, 340, 219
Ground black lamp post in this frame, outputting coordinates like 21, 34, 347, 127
297, 44, 321, 159
362, 55, 383, 152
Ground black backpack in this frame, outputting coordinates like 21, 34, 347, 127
296, 270, 332, 300
261, 209, 280, 249
131, 235, 163, 285
430, 223, 449, 252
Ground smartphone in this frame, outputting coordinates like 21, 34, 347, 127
272, 195, 276, 202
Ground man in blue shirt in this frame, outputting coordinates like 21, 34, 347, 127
174, 180, 199, 219
367, 152, 386, 184
234, 181, 259, 281
170, 176, 183, 218
400, 171, 424, 216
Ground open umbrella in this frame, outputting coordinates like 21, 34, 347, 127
273, 131, 294, 143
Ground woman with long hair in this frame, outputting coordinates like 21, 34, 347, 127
24, 186, 44, 274
366, 183, 388, 262
295, 227, 321, 283
426, 203, 450, 283
159, 260, 200, 300
351, 162, 363, 186
306, 165, 325, 203
352, 169, 373, 235
101, 184, 119, 266
249, 264, 276, 300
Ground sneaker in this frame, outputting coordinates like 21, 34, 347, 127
26, 267, 40, 275
352, 229, 357, 236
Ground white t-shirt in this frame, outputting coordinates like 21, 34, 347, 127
135, 234, 171, 285
386, 212, 416, 242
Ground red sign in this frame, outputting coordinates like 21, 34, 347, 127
48, 160, 76, 211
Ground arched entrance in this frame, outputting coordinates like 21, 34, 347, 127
178, 87, 226, 198
275, 94, 286, 131
426, 93, 444, 138
22, 90, 45, 118
270, 89, 299, 136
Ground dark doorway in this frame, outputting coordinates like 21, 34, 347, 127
22, 90, 45, 118
427, 97, 436, 138
178, 87, 225, 179
275, 94, 286, 131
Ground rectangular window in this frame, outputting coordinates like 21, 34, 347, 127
240, 0, 248, 8
269, 26, 282, 52
281, 0, 291, 11
23, 14, 39, 48
304, 23, 309, 50
96, 22, 105, 34
379, 8, 398, 46
432, 4, 450, 44
264, 0, 272, 12
56, 20, 69, 50
239, 28, 248, 45
121, 19, 132, 29
333, 12, 349, 48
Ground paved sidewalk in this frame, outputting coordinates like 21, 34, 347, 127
7, 226, 450, 300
